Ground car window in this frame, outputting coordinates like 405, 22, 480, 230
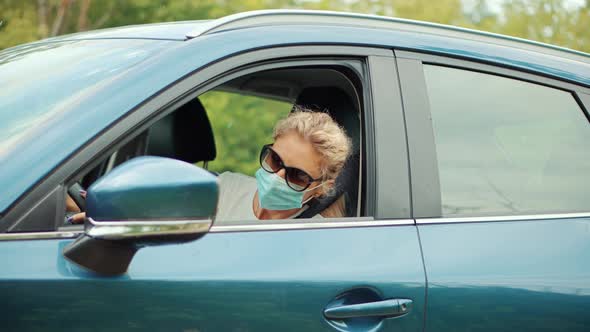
200, 90, 292, 176
64, 65, 364, 225
198, 67, 362, 222
424, 65, 590, 217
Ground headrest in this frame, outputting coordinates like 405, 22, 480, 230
293, 87, 360, 152
147, 98, 216, 163
293, 87, 360, 218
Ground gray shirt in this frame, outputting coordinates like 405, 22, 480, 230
215, 172, 321, 222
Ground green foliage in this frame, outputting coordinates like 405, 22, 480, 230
1, 1, 588, 52
0, 0, 301, 50
0, 1, 38, 50
498, 0, 590, 52
199, 91, 292, 176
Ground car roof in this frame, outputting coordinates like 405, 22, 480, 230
36, 10, 590, 64
189, 10, 590, 63
27, 9, 589, 86
37, 20, 210, 42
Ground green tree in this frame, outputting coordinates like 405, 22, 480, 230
1, 0, 589, 53
498, 0, 589, 52
0, 0, 305, 50
0, 1, 38, 50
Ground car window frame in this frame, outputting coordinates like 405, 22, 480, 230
579, 92, 590, 121
396, 50, 590, 222
1, 45, 412, 238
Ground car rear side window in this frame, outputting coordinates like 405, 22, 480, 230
424, 65, 590, 217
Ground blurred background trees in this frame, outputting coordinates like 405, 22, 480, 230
1, 0, 588, 52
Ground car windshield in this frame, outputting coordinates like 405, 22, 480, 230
0, 39, 174, 213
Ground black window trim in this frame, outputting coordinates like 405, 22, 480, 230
578, 92, 590, 123
368, 55, 412, 219
396, 50, 590, 221
1, 45, 412, 236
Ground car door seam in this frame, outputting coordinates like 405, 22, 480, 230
416, 224, 429, 332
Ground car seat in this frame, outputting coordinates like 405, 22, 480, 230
147, 97, 216, 166
293, 87, 361, 218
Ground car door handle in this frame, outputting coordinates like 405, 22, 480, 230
324, 298, 413, 319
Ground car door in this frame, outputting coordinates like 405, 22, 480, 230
397, 51, 590, 331
1, 46, 426, 332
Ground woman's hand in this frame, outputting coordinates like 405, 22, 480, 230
66, 212, 86, 225
65, 189, 87, 224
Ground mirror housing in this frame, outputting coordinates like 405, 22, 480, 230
63, 156, 218, 275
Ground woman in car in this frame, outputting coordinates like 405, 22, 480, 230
216, 107, 352, 220
68, 107, 351, 223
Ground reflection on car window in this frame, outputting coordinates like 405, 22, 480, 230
424, 65, 590, 216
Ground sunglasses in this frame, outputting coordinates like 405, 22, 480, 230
259, 144, 322, 191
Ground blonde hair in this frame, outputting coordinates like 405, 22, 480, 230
273, 106, 352, 198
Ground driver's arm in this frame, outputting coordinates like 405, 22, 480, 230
65, 194, 81, 213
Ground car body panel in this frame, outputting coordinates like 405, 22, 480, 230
418, 218, 590, 331
1, 225, 425, 331
1, 23, 589, 214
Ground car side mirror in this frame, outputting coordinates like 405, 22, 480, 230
63, 156, 218, 276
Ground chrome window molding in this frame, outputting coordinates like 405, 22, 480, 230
5, 213, 588, 240
86, 217, 212, 240
210, 218, 414, 233
0, 219, 414, 240
417, 212, 590, 225
0, 230, 82, 241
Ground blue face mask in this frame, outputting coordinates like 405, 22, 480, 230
255, 168, 321, 211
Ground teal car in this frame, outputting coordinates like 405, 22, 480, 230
1, 10, 589, 332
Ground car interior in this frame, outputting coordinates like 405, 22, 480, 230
67, 66, 364, 221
